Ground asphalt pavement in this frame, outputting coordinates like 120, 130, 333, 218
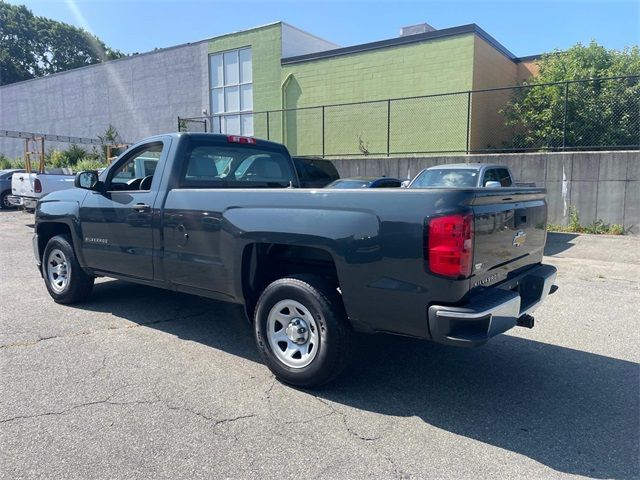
1, 209, 638, 479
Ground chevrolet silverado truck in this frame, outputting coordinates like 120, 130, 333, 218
33, 133, 557, 387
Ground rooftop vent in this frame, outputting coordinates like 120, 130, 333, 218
400, 23, 436, 37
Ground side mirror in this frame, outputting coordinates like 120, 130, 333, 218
484, 180, 502, 188
401, 180, 411, 188
75, 171, 100, 190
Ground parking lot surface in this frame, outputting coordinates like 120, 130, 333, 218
1, 209, 638, 479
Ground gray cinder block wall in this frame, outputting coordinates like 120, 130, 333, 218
330, 151, 640, 233
0, 40, 210, 158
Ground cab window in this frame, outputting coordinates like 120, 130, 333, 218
181, 144, 294, 188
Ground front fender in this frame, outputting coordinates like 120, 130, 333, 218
36, 190, 89, 269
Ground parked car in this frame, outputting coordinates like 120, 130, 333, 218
9, 169, 76, 211
408, 163, 535, 189
292, 157, 340, 188
0, 169, 24, 209
33, 133, 557, 387
326, 176, 402, 189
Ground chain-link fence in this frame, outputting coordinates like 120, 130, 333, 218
178, 75, 639, 157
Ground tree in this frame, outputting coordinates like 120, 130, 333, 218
0, 1, 124, 85
502, 41, 640, 150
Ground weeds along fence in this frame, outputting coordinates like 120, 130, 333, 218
178, 75, 639, 157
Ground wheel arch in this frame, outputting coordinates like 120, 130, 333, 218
240, 242, 342, 323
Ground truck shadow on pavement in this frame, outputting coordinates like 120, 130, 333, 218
544, 232, 579, 256
82, 279, 638, 480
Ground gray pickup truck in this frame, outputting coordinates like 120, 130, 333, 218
408, 163, 535, 189
33, 133, 557, 387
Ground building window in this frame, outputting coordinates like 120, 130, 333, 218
209, 48, 253, 136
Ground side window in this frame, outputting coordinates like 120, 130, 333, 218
181, 144, 294, 188
108, 143, 163, 191
496, 168, 513, 187
483, 169, 499, 186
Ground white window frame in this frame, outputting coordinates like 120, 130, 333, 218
209, 47, 253, 136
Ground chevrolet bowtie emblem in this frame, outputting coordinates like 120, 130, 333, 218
513, 231, 527, 247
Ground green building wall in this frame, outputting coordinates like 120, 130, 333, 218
207, 23, 283, 141
280, 34, 476, 156
206, 26, 520, 157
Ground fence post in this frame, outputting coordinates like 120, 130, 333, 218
177, 116, 181, 132
466, 91, 471, 154
386, 99, 391, 156
266, 112, 270, 140
321, 106, 325, 158
562, 81, 569, 150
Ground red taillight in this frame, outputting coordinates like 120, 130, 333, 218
427, 214, 474, 278
34, 178, 42, 193
227, 135, 256, 145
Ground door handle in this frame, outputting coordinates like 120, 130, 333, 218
133, 203, 150, 213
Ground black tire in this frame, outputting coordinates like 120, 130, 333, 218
0, 190, 13, 210
42, 234, 94, 304
254, 274, 352, 387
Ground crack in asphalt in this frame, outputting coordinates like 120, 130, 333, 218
311, 397, 410, 478
315, 397, 381, 442
0, 385, 256, 430
0, 310, 209, 350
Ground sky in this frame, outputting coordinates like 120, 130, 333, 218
6, 0, 640, 58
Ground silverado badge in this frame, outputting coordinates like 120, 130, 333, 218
513, 231, 527, 247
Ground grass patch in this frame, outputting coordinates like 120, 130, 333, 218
547, 206, 627, 235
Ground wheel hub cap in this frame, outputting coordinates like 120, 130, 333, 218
266, 299, 319, 369
47, 248, 69, 293
286, 318, 309, 344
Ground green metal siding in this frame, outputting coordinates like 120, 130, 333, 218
280, 34, 476, 155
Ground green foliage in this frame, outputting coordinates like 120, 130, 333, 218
0, 154, 10, 170
0, 155, 25, 169
97, 124, 122, 145
0, 1, 125, 85
74, 158, 104, 172
503, 41, 640, 149
547, 205, 627, 235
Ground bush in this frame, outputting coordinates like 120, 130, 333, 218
73, 158, 104, 172
0, 154, 11, 170
547, 205, 627, 235
60, 144, 87, 167
46, 150, 67, 168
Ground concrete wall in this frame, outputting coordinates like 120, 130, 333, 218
329, 150, 640, 233
0, 41, 210, 158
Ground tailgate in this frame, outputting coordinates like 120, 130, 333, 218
471, 188, 547, 284
12, 172, 36, 197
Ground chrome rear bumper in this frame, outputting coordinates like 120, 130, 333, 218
428, 264, 557, 347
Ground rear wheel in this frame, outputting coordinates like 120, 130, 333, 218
43, 234, 94, 304
254, 275, 352, 387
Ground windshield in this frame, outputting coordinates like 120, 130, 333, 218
410, 169, 479, 188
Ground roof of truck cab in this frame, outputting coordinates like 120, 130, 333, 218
425, 163, 508, 170
174, 132, 288, 149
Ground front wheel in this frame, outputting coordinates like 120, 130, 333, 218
254, 275, 352, 387
0, 191, 13, 210
43, 234, 94, 304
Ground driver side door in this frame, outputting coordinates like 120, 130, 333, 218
79, 140, 167, 280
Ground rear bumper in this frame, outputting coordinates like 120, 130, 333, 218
428, 264, 557, 347
8, 195, 37, 209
